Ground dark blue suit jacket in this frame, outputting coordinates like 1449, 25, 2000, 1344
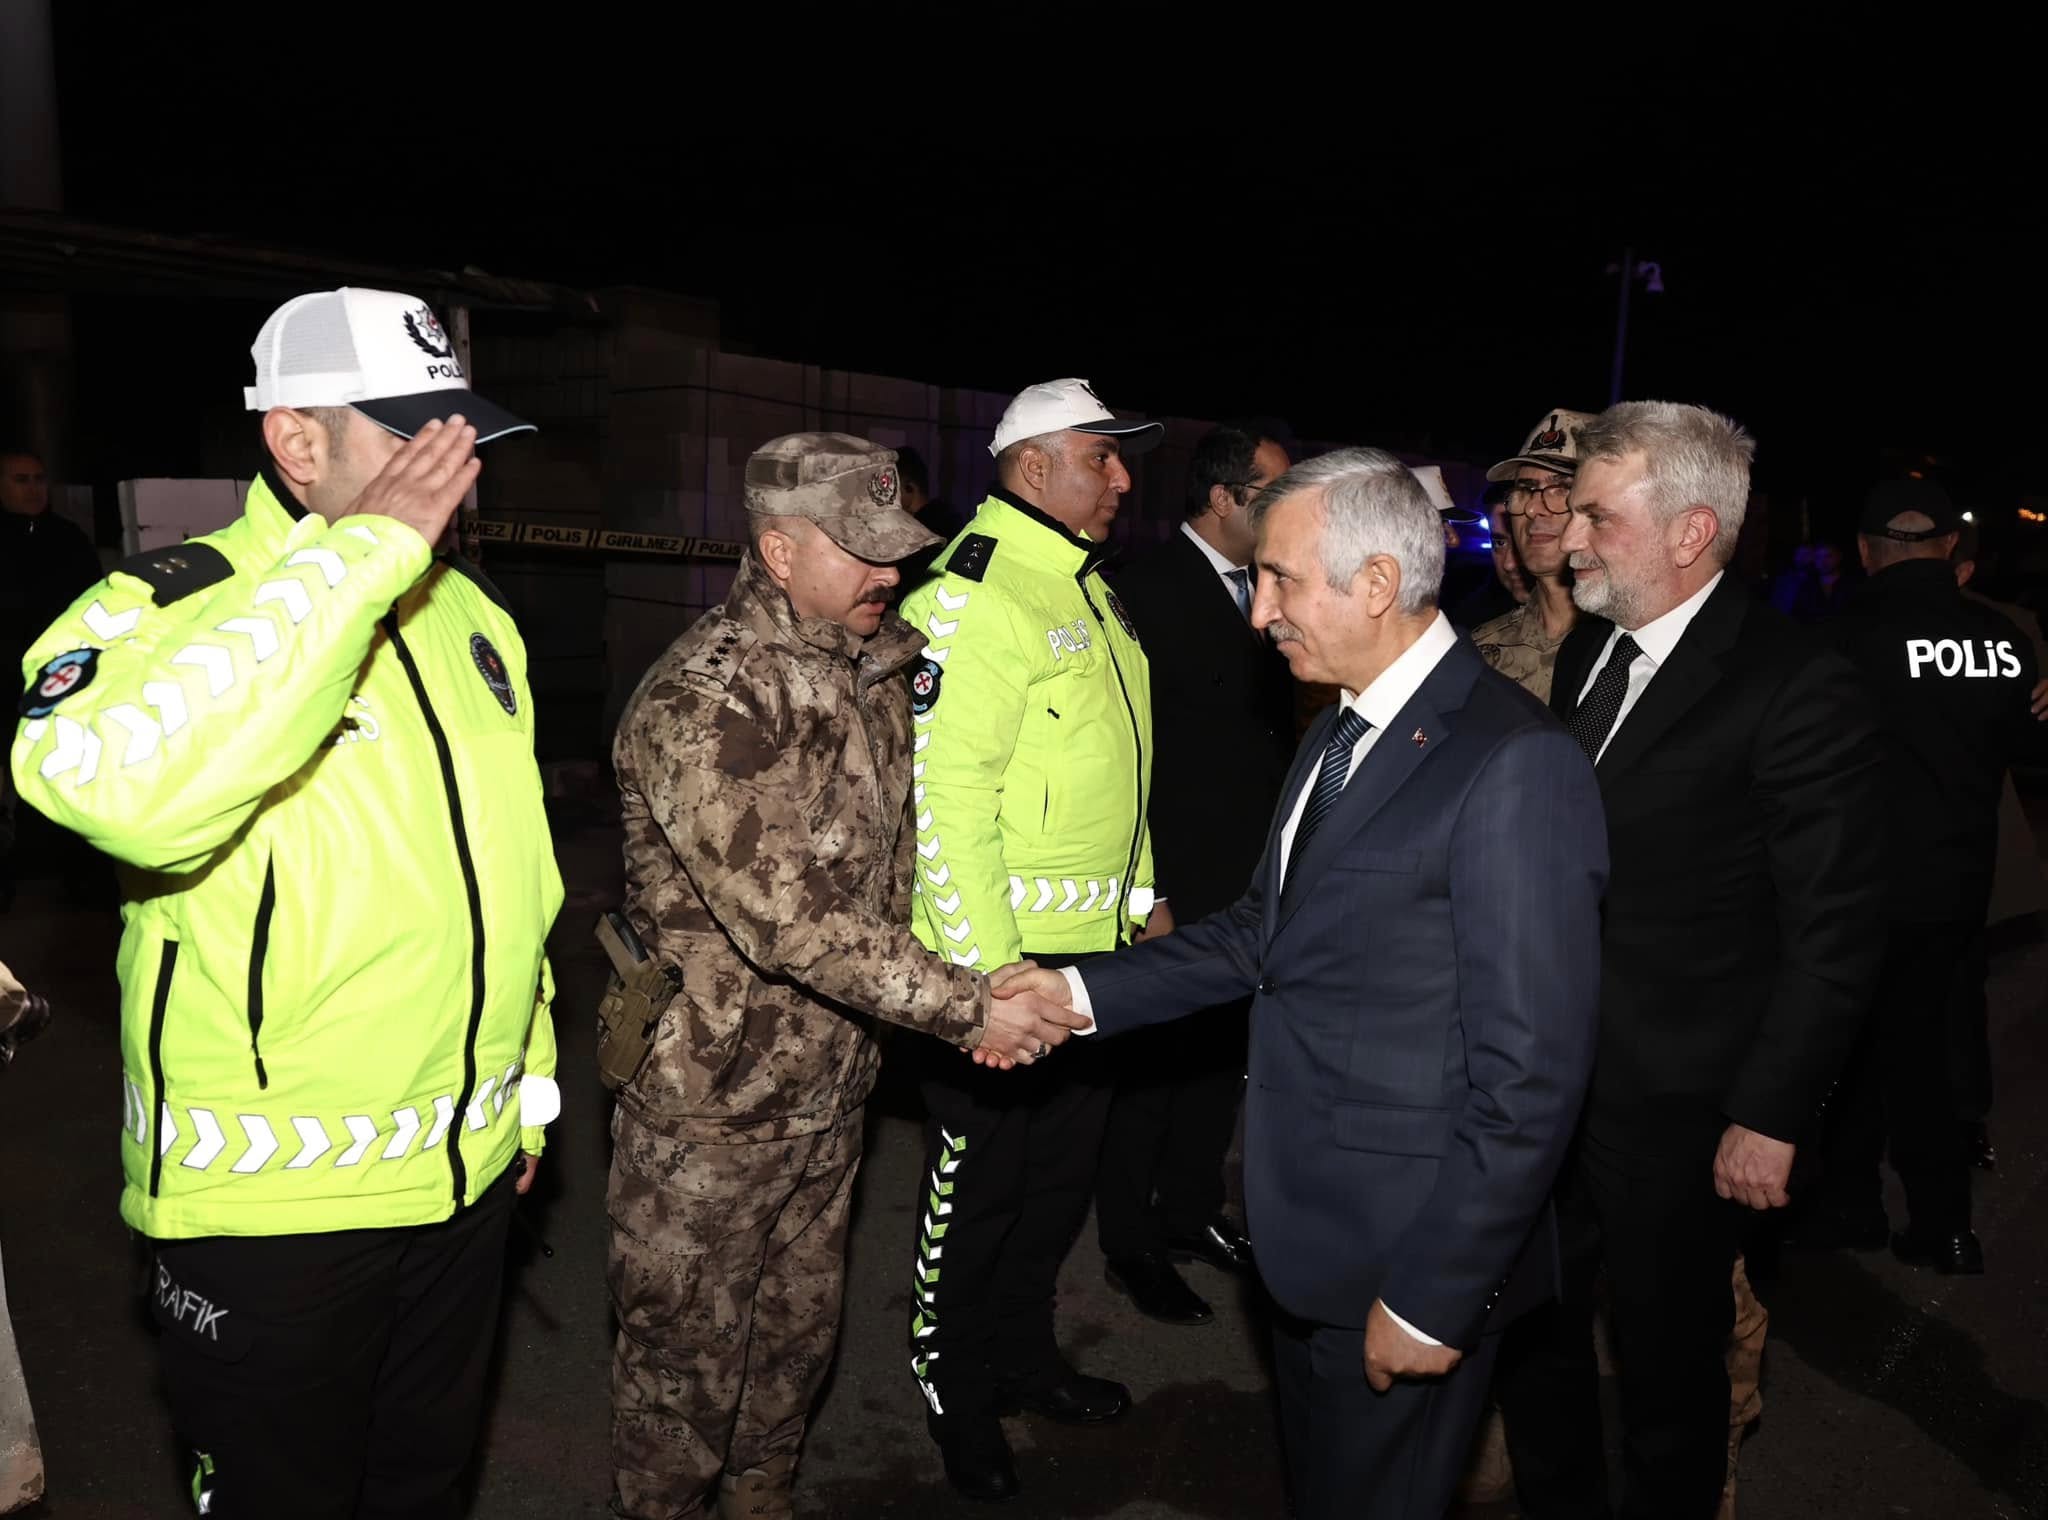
1081, 635, 1607, 1346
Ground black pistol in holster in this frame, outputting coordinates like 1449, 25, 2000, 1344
595, 910, 680, 1091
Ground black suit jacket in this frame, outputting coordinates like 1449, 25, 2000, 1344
1549, 574, 1887, 1144
1113, 530, 1295, 921
1083, 638, 1608, 1344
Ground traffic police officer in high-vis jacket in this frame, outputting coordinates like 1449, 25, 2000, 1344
897, 378, 1167, 1501
1810, 478, 2041, 1275
10, 288, 564, 1518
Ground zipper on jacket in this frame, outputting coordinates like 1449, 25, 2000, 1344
384, 613, 489, 1211
247, 860, 276, 1090
1076, 575, 1146, 942
147, 941, 179, 1198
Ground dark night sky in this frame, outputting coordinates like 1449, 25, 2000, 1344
43, 9, 2048, 540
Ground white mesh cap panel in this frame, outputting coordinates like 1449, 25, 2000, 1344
243, 290, 367, 411
273, 293, 362, 378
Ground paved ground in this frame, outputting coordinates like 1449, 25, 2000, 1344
3, 799, 2045, 1518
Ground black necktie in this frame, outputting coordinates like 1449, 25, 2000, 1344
1567, 633, 1643, 762
1285, 707, 1374, 890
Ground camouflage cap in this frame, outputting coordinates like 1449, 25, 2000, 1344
1486, 408, 1598, 483
743, 432, 940, 562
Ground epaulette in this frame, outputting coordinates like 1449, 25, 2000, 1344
944, 533, 998, 583
679, 621, 756, 687
117, 542, 233, 605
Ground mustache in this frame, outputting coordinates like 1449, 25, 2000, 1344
1267, 622, 1307, 645
859, 582, 896, 605
1567, 553, 1602, 571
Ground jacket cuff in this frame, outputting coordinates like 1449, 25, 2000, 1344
957, 979, 991, 1050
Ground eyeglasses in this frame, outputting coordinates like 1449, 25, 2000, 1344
1503, 479, 1573, 516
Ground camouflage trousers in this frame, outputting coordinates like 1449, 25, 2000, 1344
607, 1104, 862, 1520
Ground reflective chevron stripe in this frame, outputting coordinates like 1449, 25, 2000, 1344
39, 716, 101, 784
82, 600, 141, 640
183, 1107, 226, 1169
384, 1106, 423, 1160
422, 1096, 456, 1151
231, 1115, 277, 1173
289, 546, 349, 584
910, 1126, 970, 1416
135, 1091, 508, 1174
169, 643, 232, 697
287, 1116, 332, 1169
254, 577, 313, 624
100, 703, 162, 766
29, 536, 358, 793
336, 1115, 378, 1167
216, 617, 279, 662
1002, 874, 1118, 913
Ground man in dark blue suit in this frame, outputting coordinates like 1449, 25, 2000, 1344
988, 448, 1608, 1520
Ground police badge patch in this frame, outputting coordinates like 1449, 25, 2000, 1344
1104, 588, 1141, 643
909, 656, 944, 714
20, 648, 99, 717
470, 634, 518, 715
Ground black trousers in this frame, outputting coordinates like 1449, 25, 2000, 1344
1818, 920, 1978, 1232
1496, 1117, 1742, 1520
152, 1167, 516, 1520
1272, 1312, 1501, 1520
911, 954, 1113, 1427
1094, 995, 1248, 1259
1947, 927, 1993, 1126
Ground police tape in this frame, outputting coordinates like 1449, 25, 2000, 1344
470, 521, 745, 560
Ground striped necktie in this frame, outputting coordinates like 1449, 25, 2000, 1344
1285, 707, 1374, 890
1225, 567, 1253, 621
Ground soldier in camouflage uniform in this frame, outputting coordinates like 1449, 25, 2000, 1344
1470, 408, 1594, 703
606, 433, 1082, 1520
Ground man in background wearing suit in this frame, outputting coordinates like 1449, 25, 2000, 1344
1094, 421, 1296, 1325
1496, 402, 1886, 1520
994, 447, 1608, 1520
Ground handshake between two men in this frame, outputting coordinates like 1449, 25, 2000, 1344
970, 961, 1092, 1068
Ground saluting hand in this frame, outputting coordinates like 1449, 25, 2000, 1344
334, 416, 480, 551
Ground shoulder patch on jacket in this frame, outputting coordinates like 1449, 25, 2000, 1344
945, 533, 997, 583
117, 542, 233, 605
679, 621, 756, 687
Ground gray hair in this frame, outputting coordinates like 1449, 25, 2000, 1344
1251, 447, 1445, 614
1578, 401, 1755, 564
994, 429, 1069, 489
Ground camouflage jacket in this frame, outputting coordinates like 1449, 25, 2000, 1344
1470, 600, 1571, 703
613, 554, 988, 1139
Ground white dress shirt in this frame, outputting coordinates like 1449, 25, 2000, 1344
1573, 571, 1723, 763
1274, 612, 1459, 879
1180, 520, 1251, 613
1059, 612, 1461, 1345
